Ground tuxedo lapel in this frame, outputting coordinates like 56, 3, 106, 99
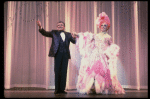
64, 32, 68, 46
53, 31, 61, 49
54, 30, 69, 47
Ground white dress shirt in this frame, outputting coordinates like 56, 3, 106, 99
60, 32, 65, 42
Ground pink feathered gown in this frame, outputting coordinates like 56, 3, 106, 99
76, 32, 125, 94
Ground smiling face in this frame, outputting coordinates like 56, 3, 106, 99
57, 22, 65, 31
100, 22, 108, 32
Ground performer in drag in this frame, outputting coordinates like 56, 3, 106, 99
75, 12, 125, 94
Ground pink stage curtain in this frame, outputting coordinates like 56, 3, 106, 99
4, 1, 147, 90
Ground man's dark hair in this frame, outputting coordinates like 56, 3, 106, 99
57, 21, 65, 27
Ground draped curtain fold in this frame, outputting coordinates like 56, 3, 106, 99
4, 1, 147, 90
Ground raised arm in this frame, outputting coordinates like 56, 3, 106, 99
37, 19, 53, 37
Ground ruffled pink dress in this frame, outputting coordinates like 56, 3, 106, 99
76, 32, 125, 94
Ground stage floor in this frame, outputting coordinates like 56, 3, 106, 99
4, 89, 148, 98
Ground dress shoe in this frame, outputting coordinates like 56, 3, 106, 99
54, 90, 60, 94
60, 90, 67, 94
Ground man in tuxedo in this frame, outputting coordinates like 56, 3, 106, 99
37, 20, 76, 94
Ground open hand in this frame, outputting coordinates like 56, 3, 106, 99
37, 19, 41, 27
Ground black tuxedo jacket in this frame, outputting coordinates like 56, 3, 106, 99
39, 29, 76, 59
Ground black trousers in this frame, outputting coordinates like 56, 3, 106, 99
54, 51, 69, 91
